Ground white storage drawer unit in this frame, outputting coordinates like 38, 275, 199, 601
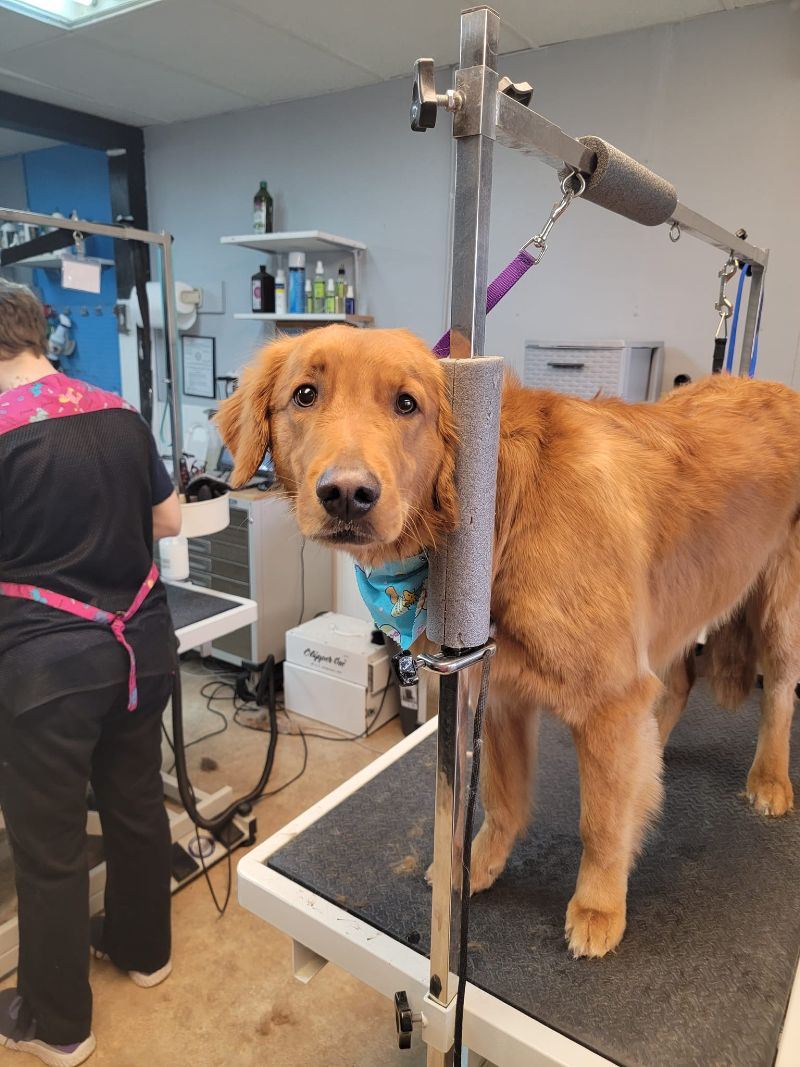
524, 340, 664, 401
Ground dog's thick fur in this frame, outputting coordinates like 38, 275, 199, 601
218, 325, 800, 958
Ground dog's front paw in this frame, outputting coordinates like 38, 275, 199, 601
468, 823, 507, 894
746, 769, 794, 817
565, 897, 626, 959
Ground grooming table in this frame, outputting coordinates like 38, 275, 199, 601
239, 681, 800, 1066
0, 581, 258, 978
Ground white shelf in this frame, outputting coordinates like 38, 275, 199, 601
220, 230, 366, 254
235, 312, 373, 324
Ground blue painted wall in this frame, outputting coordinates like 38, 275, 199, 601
23, 145, 120, 392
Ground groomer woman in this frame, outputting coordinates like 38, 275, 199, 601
0, 279, 180, 1066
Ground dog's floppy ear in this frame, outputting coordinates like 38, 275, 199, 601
216, 335, 294, 487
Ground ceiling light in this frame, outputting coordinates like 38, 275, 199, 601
0, 0, 162, 28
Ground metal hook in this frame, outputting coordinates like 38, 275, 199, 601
521, 170, 585, 261
669, 221, 681, 243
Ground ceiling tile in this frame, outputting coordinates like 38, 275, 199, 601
0, 65, 158, 123
501, 0, 725, 46
224, 0, 535, 79
0, 9, 65, 54
80, 0, 378, 105
0, 35, 257, 123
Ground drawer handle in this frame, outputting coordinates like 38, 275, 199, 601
547, 360, 585, 369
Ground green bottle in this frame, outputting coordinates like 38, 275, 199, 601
325, 278, 336, 314
313, 260, 325, 314
253, 181, 273, 234
335, 266, 347, 314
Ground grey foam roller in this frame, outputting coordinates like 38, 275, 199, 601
427, 356, 503, 650
566, 135, 677, 227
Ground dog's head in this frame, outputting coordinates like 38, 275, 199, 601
216, 325, 458, 565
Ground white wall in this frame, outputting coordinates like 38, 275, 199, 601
145, 1, 800, 392
144, 1, 800, 617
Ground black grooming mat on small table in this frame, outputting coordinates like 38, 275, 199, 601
269, 681, 800, 1067
165, 583, 233, 631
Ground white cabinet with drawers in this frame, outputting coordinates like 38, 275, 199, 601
186, 488, 332, 666
523, 340, 664, 401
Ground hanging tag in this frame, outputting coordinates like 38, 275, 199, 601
61, 254, 102, 294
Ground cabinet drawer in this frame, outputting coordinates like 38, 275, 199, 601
524, 346, 625, 399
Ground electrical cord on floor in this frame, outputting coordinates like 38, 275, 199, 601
159, 719, 236, 917
453, 654, 492, 1064
170, 656, 278, 834
193, 825, 233, 918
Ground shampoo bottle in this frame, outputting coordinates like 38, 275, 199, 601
325, 277, 336, 314
275, 269, 287, 315
251, 263, 275, 313
288, 252, 306, 314
345, 284, 355, 316
304, 279, 313, 313
313, 260, 325, 314
336, 266, 347, 314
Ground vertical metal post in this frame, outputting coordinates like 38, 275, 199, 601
737, 258, 768, 377
448, 6, 499, 357
159, 233, 184, 487
427, 9, 499, 1066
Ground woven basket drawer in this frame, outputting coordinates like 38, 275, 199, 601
523, 341, 662, 401
524, 345, 627, 399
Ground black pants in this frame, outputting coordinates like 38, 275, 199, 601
0, 673, 173, 1045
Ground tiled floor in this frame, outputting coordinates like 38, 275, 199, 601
0, 661, 428, 1067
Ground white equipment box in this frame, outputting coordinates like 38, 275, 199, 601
284, 613, 398, 735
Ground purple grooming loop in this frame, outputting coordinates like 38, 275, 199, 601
433, 249, 537, 357
432, 171, 584, 358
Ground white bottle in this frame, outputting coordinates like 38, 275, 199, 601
275, 269, 287, 315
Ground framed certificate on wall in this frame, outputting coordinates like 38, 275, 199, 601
182, 336, 216, 399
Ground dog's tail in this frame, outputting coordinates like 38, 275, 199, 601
705, 603, 758, 710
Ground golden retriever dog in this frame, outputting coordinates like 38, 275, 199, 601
218, 325, 800, 958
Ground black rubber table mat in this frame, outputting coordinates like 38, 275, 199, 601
269, 681, 800, 1067
165, 583, 233, 631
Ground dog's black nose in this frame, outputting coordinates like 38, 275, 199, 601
316, 468, 381, 521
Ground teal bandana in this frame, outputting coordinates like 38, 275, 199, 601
354, 554, 429, 650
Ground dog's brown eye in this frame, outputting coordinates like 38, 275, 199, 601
396, 393, 417, 415
293, 384, 317, 408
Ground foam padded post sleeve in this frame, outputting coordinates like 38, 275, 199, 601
427, 356, 504, 650
564, 136, 678, 227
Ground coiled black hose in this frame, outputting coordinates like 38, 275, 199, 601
171, 655, 278, 833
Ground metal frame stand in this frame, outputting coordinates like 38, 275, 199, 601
0, 206, 184, 480
416, 7, 770, 1063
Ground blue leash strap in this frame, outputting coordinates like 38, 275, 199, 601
725, 265, 764, 378
725, 266, 747, 374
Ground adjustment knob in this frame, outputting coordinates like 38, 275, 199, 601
410, 58, 438, 131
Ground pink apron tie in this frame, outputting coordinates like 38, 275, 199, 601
0, 563, 159, 711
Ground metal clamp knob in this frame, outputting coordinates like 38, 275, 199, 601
394, 991, 423, 1050
410, 59, 464, 132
